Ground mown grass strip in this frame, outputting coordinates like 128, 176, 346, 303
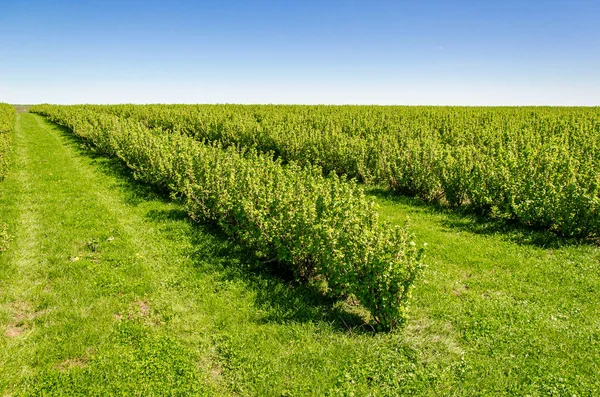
0, 114, 222, 395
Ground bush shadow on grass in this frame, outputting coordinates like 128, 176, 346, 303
367, 188, 596, 250
49, 121, 173, 206
48, 118, 373, 334
154, 209, 374, 332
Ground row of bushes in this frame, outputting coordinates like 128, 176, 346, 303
31, 104, 425, 330
0, 103, 15, 181
69, 104, 600, 237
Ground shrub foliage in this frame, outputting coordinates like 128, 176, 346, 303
31, 104, 425, 330
65, 104, 600, 237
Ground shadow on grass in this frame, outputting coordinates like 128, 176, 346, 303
48, 121, 173, 206
368, 188, 596, 250
46, 117, 372, 334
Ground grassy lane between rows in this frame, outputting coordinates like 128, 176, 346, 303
373, 191, 600, 395
0, 113, 229, 395
0, 113, 598, 395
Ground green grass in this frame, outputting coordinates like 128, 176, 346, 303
373, 191, 600, 395
0, 113, 598, 395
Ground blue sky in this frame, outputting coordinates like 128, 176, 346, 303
1, 0, 598, 105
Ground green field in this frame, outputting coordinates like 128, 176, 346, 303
1, 106, 599, 395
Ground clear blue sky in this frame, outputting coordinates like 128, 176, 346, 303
1, 0, 598, 105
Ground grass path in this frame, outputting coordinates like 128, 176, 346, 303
0, 113, 598, 395
375, 193, 600, 395
0, 113, 231, 395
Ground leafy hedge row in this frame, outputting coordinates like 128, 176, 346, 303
31, 104, 425, 330
71, 104, 600, 237
0, 103, 15, 181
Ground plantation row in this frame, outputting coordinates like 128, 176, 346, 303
0, 103, 15, 180
30, 105, 424, 330
41, 104, 600, 237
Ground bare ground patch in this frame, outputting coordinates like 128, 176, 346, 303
3, 300, 46, 338
113, 299, 162, 326
56, 357, 88, 372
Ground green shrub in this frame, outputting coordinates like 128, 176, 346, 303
31, 105, 425, 330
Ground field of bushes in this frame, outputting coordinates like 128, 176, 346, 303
1, 105, 597, 394
34, 104, 600, 237
28, 103, 600, 331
